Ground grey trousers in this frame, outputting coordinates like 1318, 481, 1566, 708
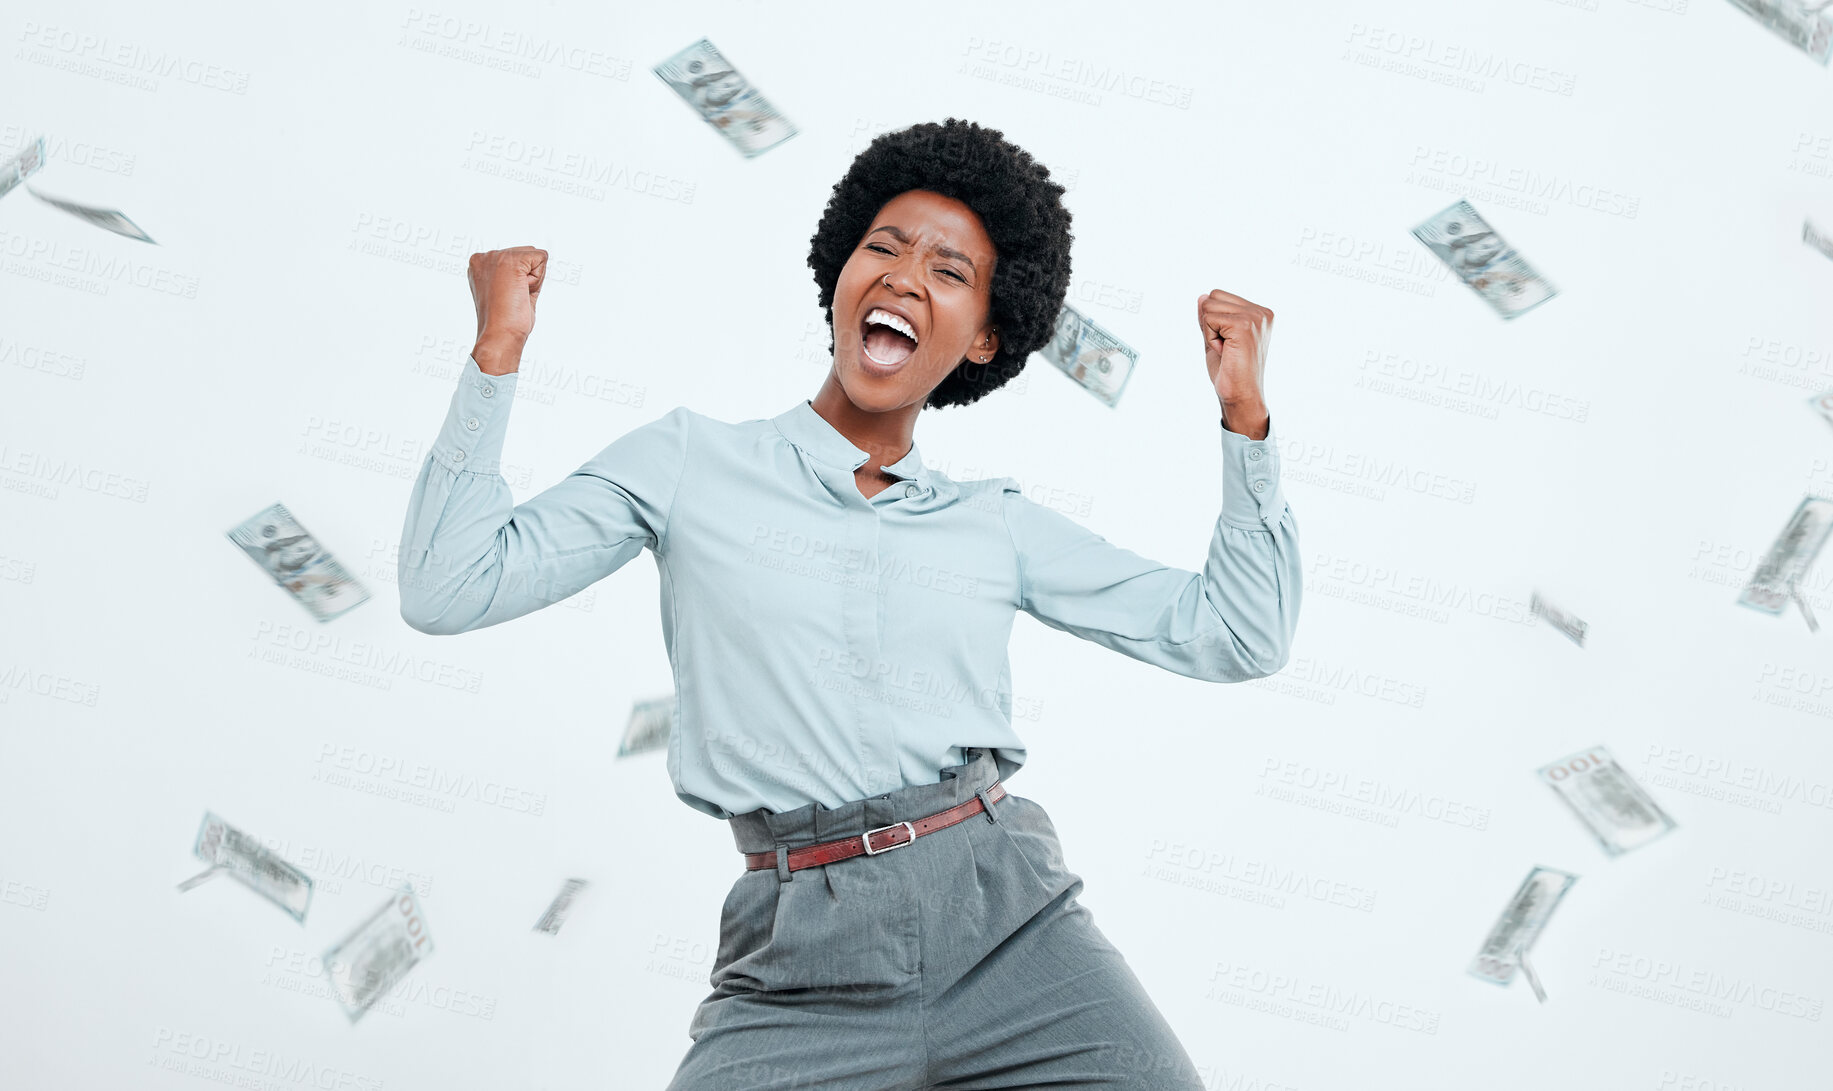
665, 748, 1206, 1090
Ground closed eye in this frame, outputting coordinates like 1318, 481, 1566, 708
866, 243, 968, 283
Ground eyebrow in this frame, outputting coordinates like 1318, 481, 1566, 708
866, 225, 978, 273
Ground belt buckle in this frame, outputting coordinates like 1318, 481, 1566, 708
861, 820, 916, 856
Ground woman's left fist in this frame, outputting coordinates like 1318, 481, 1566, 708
1198, 289, 1273, 438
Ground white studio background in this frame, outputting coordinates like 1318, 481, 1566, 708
3, 0, 1832, 1088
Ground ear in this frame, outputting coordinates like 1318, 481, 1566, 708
969, 324, 1001, 363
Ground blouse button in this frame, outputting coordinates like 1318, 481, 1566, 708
905, 483, 920, 498
1252, 480, 1268, 494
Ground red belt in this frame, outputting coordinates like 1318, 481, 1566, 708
743, 781, 1007, 873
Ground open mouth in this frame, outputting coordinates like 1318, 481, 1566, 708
861, 308, 919, 368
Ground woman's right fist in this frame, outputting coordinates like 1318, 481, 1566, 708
468, 246, 547, 374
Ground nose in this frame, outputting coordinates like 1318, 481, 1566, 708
881, 263, 919, 297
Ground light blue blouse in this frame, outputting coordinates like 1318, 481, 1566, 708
398, 356, 1302, 819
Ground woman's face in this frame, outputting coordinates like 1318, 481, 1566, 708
829, 189, 1000, 412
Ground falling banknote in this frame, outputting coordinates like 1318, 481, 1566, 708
0, 133, 154, 242
1530, 591, 1587, 647
0, 134, 45, 200
1039, 304, 1137, 407
1469, 866, 1577, 988
1412, 200, 1557, 319
25, 186, 154, 243
653, 38, 797, 158
228, 502, 370, 622
618, 694, 675, 758
1537, 746, 1678, 857
323, 885, 434, 1023
1737, 496, 1833, 616
1807, 219, 1833, 262
534, 878, 589, 935
1725, 0, 1833, 64
184, 811, 314, 923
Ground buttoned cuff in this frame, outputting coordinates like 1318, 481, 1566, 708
1220, 417, 1285, 527
431, 356, 520, 474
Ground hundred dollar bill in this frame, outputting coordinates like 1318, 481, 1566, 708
1725, 0, 1833, 64
187, 811, 314, 922
618, 694, 675, 758
653, 39, 797, 158
323, 885, 434, 1023
1737, 497, 1833, 615
534, 878, 589, 935
1807, 219, 1833, 261
1537, 745, 1678, 856
1412, 200, 1557, 319
0, 134, 45, 201
24, 185, 155, 244
228, 502, 370, 621
1530, 591, 1587, 647
1468, 865, 1577, 987
1039, 304, 1137, 407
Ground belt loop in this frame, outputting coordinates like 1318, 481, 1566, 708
775, 844, 792, 882
975, 785, 999, 824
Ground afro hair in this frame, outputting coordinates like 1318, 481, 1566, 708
806, 118, 1074, 410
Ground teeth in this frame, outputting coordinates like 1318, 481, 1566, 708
865, 309, 918, 343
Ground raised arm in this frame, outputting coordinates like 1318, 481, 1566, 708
397, 246, 691, 635
1000, 418, 1300, 681
999, 287, 1300, 680
396, 360, 691, 634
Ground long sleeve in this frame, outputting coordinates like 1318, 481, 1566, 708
397, 355, 692, 635
999, 418, 1301, 681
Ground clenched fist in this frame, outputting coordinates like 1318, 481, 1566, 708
1198, 289, 1273, 440
468, 246, 548, 376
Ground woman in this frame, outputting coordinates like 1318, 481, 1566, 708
399, 118, 1301, 1089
